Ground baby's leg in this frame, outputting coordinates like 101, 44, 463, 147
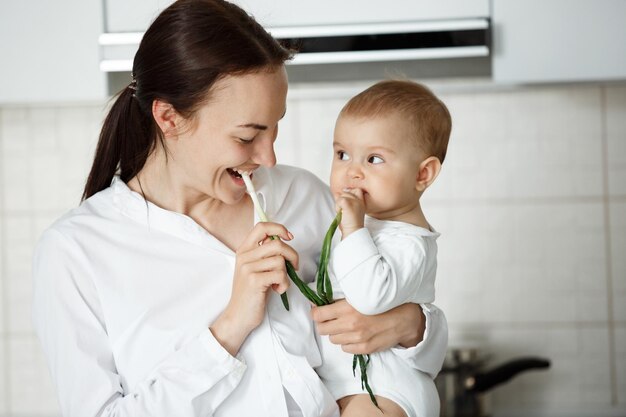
338, 394, 408, 417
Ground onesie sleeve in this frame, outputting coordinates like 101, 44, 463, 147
329, 228, 432, 315
390, 303, 448, 378
32, 228, 246, 417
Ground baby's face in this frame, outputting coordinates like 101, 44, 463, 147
330, 114, 424, 220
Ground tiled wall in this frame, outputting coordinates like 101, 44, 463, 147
0, 81, 624, 416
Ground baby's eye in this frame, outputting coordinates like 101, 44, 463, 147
337, 151, 350, 161
368, 155, 384, 164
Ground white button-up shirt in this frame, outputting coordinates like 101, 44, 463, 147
32, 165, 447, 417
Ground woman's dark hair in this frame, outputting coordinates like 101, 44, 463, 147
82, 0, 292, 201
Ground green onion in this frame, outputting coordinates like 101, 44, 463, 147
241, 172, 290, 310
314, 211, 380, 410
242, 172, 378, 408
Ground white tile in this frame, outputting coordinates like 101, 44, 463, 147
576, 327, 614, 406
56, 107, 91, 151
274, 98, 301, 168
616, 326, 626, 406
58, 108, 100, 177
606, 86, 626, 196
30, 154, 64, 211
0, 107, 30, 155
0, 219, 4, 334
433, 201, 607, 325
30, 108, 58, 155
430, 86, 604, 201
1, 106, 100, 215
295, 99, 345, 183
8, 336, 61, 415
1, 155, 32, 212
610, 202, 626, 322
0, 340, 6, 414
5, 215, 35, 334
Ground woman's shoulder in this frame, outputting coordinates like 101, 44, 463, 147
256, 165, 334, 219
37, 186, 120, 248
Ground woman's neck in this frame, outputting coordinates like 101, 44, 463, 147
127, 149, 208, 215
127, 149, 254, 251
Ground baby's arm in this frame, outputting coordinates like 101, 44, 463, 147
332, 188, 432, 315
330, 229, 432, 316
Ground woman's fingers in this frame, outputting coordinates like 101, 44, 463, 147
311, 299, 352, 323
249, 269, 290, 294
244, 256, 291, 293
239, 238, 299, 270
237, 222, 299, 269
239, 221, 294, 251
312, 299, 399, 354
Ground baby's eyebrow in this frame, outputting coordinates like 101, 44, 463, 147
369, 146, 396, 154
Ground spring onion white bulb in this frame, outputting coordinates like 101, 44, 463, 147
239, 171, 269, 222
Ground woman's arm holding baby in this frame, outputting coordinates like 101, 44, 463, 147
311, 301, 424, 353
311, 301, 447, 377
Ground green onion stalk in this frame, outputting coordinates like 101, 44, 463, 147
306, 210, 379, 409
242, 173, 378, 408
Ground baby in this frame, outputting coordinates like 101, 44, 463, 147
315, 80, 451, 417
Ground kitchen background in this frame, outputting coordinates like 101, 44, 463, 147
1, 0, 625, 416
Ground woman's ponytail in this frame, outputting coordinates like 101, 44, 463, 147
81, 85, 154, 201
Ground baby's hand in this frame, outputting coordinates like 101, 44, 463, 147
335, 188, 365, 238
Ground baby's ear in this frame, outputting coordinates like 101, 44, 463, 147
415, 156, 442, 192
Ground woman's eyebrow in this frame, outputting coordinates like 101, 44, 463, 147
236, 109, 287, 130
237, 123, 267, 130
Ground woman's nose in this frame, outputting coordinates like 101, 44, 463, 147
252, 137, 277, 167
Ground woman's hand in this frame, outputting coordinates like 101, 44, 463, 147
311, 300, 425, 354
210, 222, 298, 356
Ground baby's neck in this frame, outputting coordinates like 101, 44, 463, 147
368, 202, 430, 229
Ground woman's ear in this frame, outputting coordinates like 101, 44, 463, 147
152, 99, 180, 139
416, 156, 442, 192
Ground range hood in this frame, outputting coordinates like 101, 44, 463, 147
100, 0, 490, 88
100, 18, 489, 71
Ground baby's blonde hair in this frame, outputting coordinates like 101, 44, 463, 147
340, 80, 451, 163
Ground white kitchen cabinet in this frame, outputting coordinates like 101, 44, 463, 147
0, 0, 107, 104
104, 0, 174, 32
103, 0, 489, 31
492, 0, 626, 83
235, 0, 489, 27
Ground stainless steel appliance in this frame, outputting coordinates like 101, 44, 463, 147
435, 348, 551, 417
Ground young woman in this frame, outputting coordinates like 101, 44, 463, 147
32, 1, 448, 416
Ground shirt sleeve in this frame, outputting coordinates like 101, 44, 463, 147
32, 228, 247, 417
390, 303, 449, 378
329, 228, 431, 315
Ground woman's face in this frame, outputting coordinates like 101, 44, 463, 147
172, 66, 288, 205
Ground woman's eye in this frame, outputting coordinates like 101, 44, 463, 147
368, 155, 384, 164
337, 151, 350, 161
238, 137, 255, 144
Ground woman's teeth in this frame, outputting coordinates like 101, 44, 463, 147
235, 169, 252, 177
227, 168, 254, 180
